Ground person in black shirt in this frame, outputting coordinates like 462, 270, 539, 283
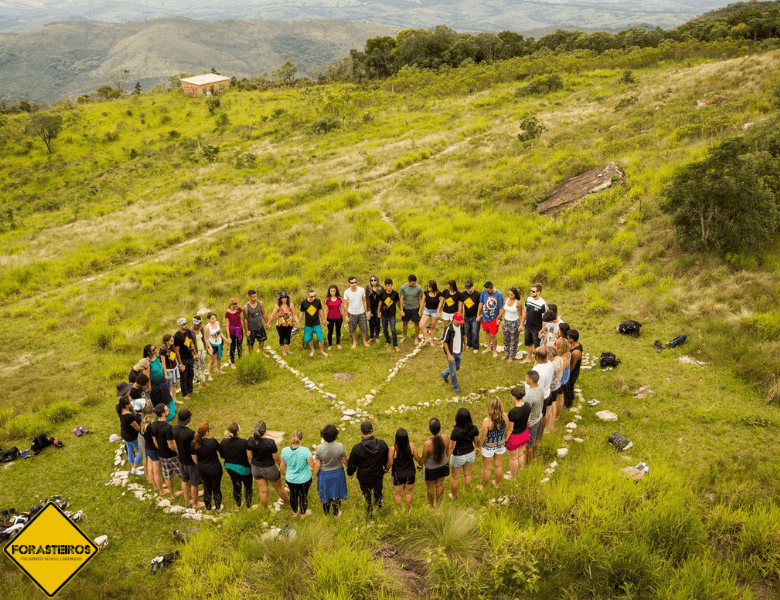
173, 318, 196, 400
506, 387, 532, 479
347, 421, 389, 518
220, 422, 253, 509
190, 422, 224, 512
366, 275, 383, 342
141, 407, 165, 496
149, 404, 184, 501
447, 408, 480, 499
564, 330, 583, 409
299, 289, 328, 358
459, 281, 481, 354
116, 396, 144, 476
378, 278, 401, 352
171, 409, 203, 509
246, 421, 290, 509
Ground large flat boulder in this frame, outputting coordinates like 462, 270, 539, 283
538, 162, 623, 215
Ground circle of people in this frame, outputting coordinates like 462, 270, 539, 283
113, 278, 583, 515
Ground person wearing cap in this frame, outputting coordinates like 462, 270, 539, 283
460, 281, 481, 354
347, 422, 389, 518
440, 312, 465, 395
191, 315, 210, 390
242, 289, 269, 357
171, 409, 204, 509
477, 281, 504, 359
398, 274, 423, 344
343, 276, 371, 349
266, 291, 299, 356
173, 318, 196, 401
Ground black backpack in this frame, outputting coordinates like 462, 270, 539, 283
617, 320, 642, 337
608, 432, 633, 452
0, 447, 19, 463
31, 434, 52, 455
600, 352, 621, 368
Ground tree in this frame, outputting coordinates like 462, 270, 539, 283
27, 114, 63, 154
111, 69, 130, 91
96, 85, 122, 100
133, 82, 142, 95
272, 60, 298, 85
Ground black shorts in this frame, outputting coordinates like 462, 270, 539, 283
402, 309, 420, 323
180, 463, 201, 486
424, 464, 450, 481
550, 387, 561, 399
392, 473, 416, 486
524, 327, 542, 347
544, 393, 554, 407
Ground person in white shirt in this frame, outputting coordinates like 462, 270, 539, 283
343, 276, 371, 349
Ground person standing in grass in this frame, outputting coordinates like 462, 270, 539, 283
246, 421, 290, 509
314, 424, 349, 518
347, 421, 390, 518
523, 371, 543, 464
171, 409, 203, 509
478, 397, 511, 490
459, 281, 481, 354
541, 310, 560, 348
552, 339, 570, 419
191, 316, 210, 391
440, 312, 465, 395
116, 396, 143, 476
419, 418, 451, 507
145, 344, 175, 420
564, 330, 583, 409
521, 284, 547, 363
367, 275, 383, 343
438, 280, 460, 327
506, 387, 531, 479
420, 280, 442, 347
221, 422, 253, 510
477, 282, 504, 358
498, 287, 521, 363
225, 298, 244, 369
173, 318, 196, 401
530, 346, 553, 435
378, 278, 401, 352
160, 334, 180, 404
399, 274, 424, 344
299, 289, 328, 358
448, 408, 480, 499
128, 374, 151, 412
150, 404, 184, 501
242, 290, 268, 356
344, 276, 371, 349
128, 357, 149, 383
141, 406, 165, 494
265, 292, 298, 356
280, 429, 315, 519
190, 422, 224, 512
387, 428, 419, 513
325, 285, 345, 350
205, 312, 228, 378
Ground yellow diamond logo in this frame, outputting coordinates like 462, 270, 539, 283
384, 297, 393, 306
464, 298, 474, 309
4, 502, 98, 597
306, 305, 317, 316
445, 297, 455, 307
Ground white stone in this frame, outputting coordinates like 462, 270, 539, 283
365, 395, 374, 400
342, 409, 356, 416
109, 434, 122, 443
595, 410, 618, 422
544, 468, 555, 476
565, 422, 578, 430
157, 499, 171, 508
557, 448, 569, 458
549, 461, 558, 468
340, 415, 352, 421
575, 414, 582, 420
573, 438, 584, 443
540, 478, 550, 484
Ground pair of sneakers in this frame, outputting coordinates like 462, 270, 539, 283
131, 465, 145, 476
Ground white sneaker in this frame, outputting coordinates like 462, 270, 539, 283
133, 467, 145, 475
131, 468, 137, 475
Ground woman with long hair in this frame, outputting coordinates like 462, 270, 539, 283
420, 280, 442, 347
498, 287, 521, 363
506, 387, 531, 480
478, 397, 512, 490
140, 406, 165, 495
448, 408, 480, 499
386, 428, 420, 512
366, 275, 383, 343
246, 421, 290, 509
438, 280, 460, 326
419, 418, 451, 506
266, 292, 299, 356
550, 339, 570, 426
313, 424, 349, 517
205, 312, 228, 380
116, 396, 143, 476
324, 285, 345, 350
225, 298, 244, 369
191, 316, 211, 390
190, 422, 224, 512
160, 334, 179, 404
220, 422, 253, 510
280, 429, 314, 519
144, 344, 175, 421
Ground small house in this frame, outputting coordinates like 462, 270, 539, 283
181, 74, 230, 98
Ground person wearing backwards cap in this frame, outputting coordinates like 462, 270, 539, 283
440, 312, 465, 395
173, 318, 196, 401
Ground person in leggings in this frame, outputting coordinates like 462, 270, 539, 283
325, 285, 345, 350
190, 422, 224, 512
225, 299, 244, 368
280, 429, 314, 519
313, 424, 348, 518
220, 422, 253, 509
367, 276, 383, 342
266, 292, 298, 357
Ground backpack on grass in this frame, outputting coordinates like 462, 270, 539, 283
600, 352, 621, 368
668, 334, 687, 348
617, 320, 642, 337
608, 432, 633, 452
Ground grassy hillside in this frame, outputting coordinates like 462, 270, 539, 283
1, 36, 780, 599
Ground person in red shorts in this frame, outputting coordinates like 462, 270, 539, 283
506, 386, 531, 480
477, 281, 504, 358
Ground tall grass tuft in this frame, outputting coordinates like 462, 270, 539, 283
397, 506, 483, 567
634, 491, 706, 566
235, 352, 272, 385
657, 555, 742, 600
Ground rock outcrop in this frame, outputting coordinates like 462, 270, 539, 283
538, 162, 624, 215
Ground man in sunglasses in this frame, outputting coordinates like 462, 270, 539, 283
344, 276, 371, 349
521, 283, 547, 363
477, 281, 504, 358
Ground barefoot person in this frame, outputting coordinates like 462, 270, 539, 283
399, 274, 423, 344
448, 408, 480, 499
173, 318, 196, 401
378, 278, 401, 353
205, 312, 228, 379
221, 423, 253, 510
299, 289, 328, 357
521, 284, 547, 363
460, 281, 481, 354
506, 387, 531, 479
141, 407, 165, 495
387, 428, 420, 513
523, 371, 544, 463
314, 424, 349, 518
478, 282, 504, 358
225, 299, 244, 369
190, 317, 210, 391
324, 285, 345, 351
367, 275, 383, 343
246, 421, 290, 509
150, 404, 184, 502
419, 418, 451, 507
266, 292, 298, 357
498, 287, 521, 363
243, 290, 268, 356
280, 429, 314, 519
171, 409, 203, 509
478, 397, 511, 490
440, 312, 465, 395
420, 280, 442, 347
344, 276, 371, 349
160, 334, 179, 404
347, 421, 389, 518
190, 422, 224, 512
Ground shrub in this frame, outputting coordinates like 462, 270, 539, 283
85, 321, 118, 350
614, 95, 638, 111
40, 401, 77, 424
620, 69, 636, 84
517, 116, 545, 142
634, 493, 705, 566
309, 545, 393, 600
235, 353, 272, 385
5, 412, 48, 439
206, 97, 220, 115
202, 145, 220, 163
657, 556, 741, 600
311, 114, 340, 134
515, 74, 564, 97
738, 504, 780, 580
586, 298, 611, 314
